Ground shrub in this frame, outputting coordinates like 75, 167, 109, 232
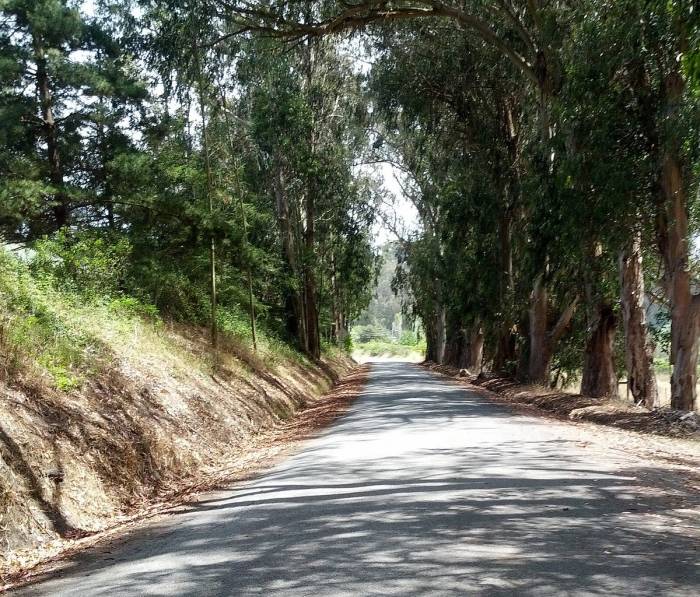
0, 249, 95, 389
31, 230, 132, 297
109, 296, 160, 321
399, 330, 419, 346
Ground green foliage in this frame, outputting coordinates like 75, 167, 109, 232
353, 339, 425, 359
399, 330, 419, 346
0, 248, 102, 390
351, 324, 390, 344
5, 0, 700, 405
31, 230, 132, 296
109, 296, 160, 321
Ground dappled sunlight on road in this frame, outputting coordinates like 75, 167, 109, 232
14, 363, 700, 596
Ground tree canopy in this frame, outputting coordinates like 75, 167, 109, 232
2, 0, 700, 411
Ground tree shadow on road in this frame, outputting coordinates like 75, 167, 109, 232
13, 362, 700, 596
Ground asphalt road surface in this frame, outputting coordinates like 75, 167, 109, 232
14, 362, 700, 596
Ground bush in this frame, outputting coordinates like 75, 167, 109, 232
31, 230, 132, 297
399, 330, 419, 346
109, 296, 160, 321
0, 248, 101, 389
352, 339, 425, 358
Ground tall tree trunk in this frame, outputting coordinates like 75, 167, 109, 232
443, 329, 459, 367
434, 304, 446, 365
467, 321, 484, 373
457, 328, 470, 369
302, 33, 321, 361
619, 233, 658, 407
273, 166, 306, 350
195, 52, 217, 350
33, 34, 67, 228
528, 275, 551, 384
581, 304, 618, 398
330, 249, 344, 344
304, 170, 320, 359
304, 263, 320, 358
494, 199, 515, 371
658, 71, 700, 411
528, 275, 578, 385
494, 329, 516, 372
424, 305, 446, 364
424, 318, 436, 363
219, 88, 257, 351
242, 204, 258, 351
662, 152, 700, 410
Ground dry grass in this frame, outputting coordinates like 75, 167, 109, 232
0, 307, 354, 580
0, 363, 367, 590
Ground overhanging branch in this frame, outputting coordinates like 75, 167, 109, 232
214, 1, 539, 86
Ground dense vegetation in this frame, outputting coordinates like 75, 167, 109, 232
217, 0, 700, 412
2, 1, 700, 413
0, 0, 378, 378
351, 242, 426, 358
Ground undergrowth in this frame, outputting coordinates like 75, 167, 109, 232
0, 243, 317, 392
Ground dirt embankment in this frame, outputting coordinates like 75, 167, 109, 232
0, 320, 358, 579
424, 363, 700, 439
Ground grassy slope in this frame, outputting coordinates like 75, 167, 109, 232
0, 250, 352, 567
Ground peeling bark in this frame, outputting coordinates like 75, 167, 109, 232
466, 322, 484, 373
435, 304, 446, 365
657, 70, 700, 411
581, 304, 618, 398
619, 234, 658, 407
528, 275, 551, 384
528, 275, 578, 385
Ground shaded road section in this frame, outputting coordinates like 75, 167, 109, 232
14, 362, 700, 595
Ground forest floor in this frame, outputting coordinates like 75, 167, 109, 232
425, 363, 700, 440
8, 362, 699, 596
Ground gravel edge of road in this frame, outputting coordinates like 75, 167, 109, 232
421, 361, 700, 495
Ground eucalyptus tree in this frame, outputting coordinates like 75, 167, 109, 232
552, 3, 664, 403
366, 18, 563, 373
238, 31, 375, 357
219, 2, 594, 380
558, 0, 700, 409
220, 1, 700, 410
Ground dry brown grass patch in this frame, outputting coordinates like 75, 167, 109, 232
0, 362, 366, 591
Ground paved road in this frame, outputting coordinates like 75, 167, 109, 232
15, 362, 700, 596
